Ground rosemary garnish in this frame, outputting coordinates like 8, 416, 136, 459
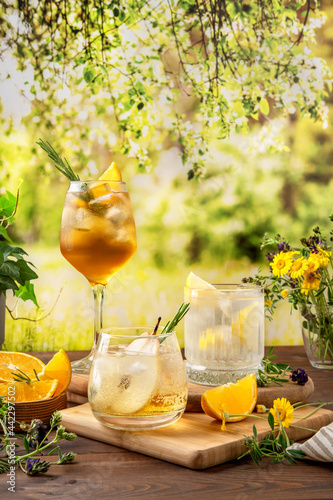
11, 368, 40, 383
37, 139, 80, 181
160, 303, 190, 334
257, 346, 292, 387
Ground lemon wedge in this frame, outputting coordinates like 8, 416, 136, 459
98, 161, 122, 181
186, 272, 216, 289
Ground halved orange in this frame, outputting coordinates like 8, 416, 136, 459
38, 349, 72, 397
0, 379, 58, 402
201, 373, 257, 422
99, 161, 122, 181
0, 351, 45, 383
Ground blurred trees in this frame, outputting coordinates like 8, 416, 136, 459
0, 0, 332, 267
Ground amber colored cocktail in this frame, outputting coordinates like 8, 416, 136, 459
60, 180, 136, 373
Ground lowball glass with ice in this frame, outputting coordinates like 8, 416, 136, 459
88, 326, 188, 431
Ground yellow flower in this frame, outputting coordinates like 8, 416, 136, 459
309, 249, 331, 268
288, 257, 309, 279
256, 404, 267, 413
265, 299, 273, 307
301, 272, 321, 295
219, 404, 228, 431
270, 252, 293, 278
269, 398, 294, 428
281, 290, 289, 298
305, 258, 319, 274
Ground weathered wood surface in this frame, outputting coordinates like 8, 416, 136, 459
1, 347, 332, 500
60, 403, 333, 469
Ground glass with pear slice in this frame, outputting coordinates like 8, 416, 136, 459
88, 306, 189, 431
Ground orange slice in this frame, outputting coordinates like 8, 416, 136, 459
201, 373, 257, 422
0, 351, 45, 383
38, 349, 72, 397
99, 161, 122, 181
0, 379, 58, 402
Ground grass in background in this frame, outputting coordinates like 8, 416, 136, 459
3, 245, 302, 352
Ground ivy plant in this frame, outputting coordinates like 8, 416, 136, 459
0, 189, 38, 306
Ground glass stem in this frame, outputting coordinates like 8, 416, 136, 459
92, 284, 105, 356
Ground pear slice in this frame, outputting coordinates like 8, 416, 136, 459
89, 333, 161, 415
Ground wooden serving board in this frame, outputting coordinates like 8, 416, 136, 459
67, 374, 315, 411
60, 403, 333, 470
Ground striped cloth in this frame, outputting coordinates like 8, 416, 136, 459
287, 422, 333, 462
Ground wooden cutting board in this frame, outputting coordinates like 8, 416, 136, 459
67, 373, 315, 411
60, 403, 333, 469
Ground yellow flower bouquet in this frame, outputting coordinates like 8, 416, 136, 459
243, 223, 333, 368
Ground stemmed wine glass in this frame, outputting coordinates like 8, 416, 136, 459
60, 179, 137, 373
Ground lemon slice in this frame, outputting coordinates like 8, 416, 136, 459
186, 272, 216, 289
98, 161, 122, 181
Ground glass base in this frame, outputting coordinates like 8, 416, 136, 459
92, 408, 185, 431
302, 327, 333, 370
185, 361, 261, 386
308, 359, 333, 370
71, 353, 94, 374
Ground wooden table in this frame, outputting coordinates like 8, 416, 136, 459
1, 347, 333, 499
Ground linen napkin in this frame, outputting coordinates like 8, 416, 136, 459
287, 422, 333, 462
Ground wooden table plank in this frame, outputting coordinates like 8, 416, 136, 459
1, 346, 333, 499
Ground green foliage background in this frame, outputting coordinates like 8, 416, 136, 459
0, 0, 333, 350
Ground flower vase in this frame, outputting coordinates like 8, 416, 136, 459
300, 305, 333, 369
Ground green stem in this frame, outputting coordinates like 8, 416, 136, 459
289, 424, 317, 433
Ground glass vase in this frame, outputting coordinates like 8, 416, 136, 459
300, 304, 333, 369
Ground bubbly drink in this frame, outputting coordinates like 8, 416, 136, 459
88, 328, 188, 430
184, 284, 264, 385
60, 181, 136, 286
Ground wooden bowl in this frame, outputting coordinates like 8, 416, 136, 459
13, 392, 67, 430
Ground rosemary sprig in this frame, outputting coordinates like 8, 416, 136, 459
37, 139, 80, 181
257, 346, 292, 387
161, 303, 190, 334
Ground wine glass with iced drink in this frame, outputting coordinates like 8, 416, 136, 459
60, 162, 137, 373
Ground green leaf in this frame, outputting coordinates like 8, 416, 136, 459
13, 260, 38, 285
0, 275, 18, 292
285, 453, 297, 465
260, 98, 270, 115
0, 261, 21, 278
0, 226, 12, 243
253, 424, 257, 438
287, 449, 306, 458
14, 282, 39, 307
83, 66, 95, 83
268, 411, 275, 430
23, 437, 30, 454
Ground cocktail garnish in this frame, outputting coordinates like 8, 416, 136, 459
11, 368, 40, 383
152, 317, 161, 335
37, 139, 80, 181
160, 303, 190, 334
